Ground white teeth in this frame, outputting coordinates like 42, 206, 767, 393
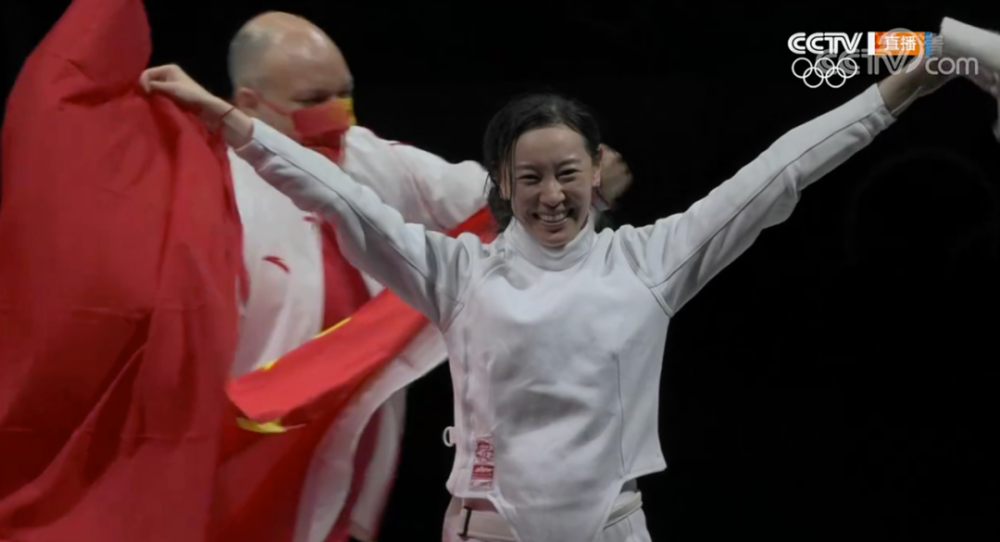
539, 212, 567, 223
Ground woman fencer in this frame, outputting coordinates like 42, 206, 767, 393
138, 27, 987, 539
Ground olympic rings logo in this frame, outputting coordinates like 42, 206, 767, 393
791, 54, 861, 88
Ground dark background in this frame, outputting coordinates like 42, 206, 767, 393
3, 1, 1000, 540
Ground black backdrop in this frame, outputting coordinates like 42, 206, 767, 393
3, 1, 999, 540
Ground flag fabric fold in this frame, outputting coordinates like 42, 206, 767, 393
227, 208, 495, 428
1, 1, 496, 540
215, 208, 495, 542
0, 0, 243, 540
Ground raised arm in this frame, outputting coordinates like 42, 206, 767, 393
341, 127, 488, 231
140, 65, 477, 326
619, 66, 947, 316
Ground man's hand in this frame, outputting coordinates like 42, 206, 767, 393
598, 144, 633, 208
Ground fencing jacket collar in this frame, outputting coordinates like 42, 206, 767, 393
505, 212, 597, 271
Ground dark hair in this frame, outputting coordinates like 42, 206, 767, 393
482, 93, 602, 230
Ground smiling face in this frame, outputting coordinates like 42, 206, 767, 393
504, 125, 601, 248
482, 93, 604, 245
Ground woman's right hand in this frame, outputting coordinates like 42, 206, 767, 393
140, 64, 232, 121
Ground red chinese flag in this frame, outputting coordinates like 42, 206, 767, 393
215, 208, 495, 542
228, 207, 495, 426
0, 0, 242, 540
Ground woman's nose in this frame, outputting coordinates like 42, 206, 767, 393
539, 178, 565, 205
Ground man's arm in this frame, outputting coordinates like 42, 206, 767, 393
383, 140, 489, 231
339, 127, 487, 232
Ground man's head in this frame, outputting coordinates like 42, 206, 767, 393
228, 12, 353, 138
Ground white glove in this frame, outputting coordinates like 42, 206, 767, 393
940, 18, 1000, 73
940, 17, 1000, 141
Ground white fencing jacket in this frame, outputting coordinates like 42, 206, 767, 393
230, 124, 487, 542
232, 84, 895, 542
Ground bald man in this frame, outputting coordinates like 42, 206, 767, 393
223, 11, 632, 542
228, 11, 488, 373
223, 12, 491, 542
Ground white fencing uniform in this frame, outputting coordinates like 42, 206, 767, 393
231, 83, 896, 542
230, 124, 487, 542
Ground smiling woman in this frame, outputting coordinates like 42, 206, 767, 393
139, 29, 973, 537
482, 93, 602, 246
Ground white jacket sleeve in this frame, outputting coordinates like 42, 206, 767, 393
618, 83, 896, 315
341, 127, 488, 231
233, 119, 477, 326
385, 142, 489, 230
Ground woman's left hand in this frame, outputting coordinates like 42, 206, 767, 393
905, 54, 956, 96
140, 64, 232, 122
877, 54, 955, 114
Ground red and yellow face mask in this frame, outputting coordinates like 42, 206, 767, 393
259, 96, 357, 164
